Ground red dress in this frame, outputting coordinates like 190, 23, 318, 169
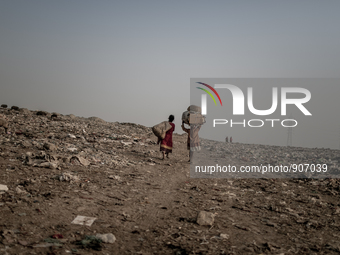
160, 122, 175, 153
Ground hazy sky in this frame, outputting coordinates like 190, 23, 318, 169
1, 1, 340, 148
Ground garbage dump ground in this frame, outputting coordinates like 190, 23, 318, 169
1, 107, 340, 254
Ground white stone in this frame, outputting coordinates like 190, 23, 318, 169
95, 233, 116, 244
197, 211, 215, 226
0, 184, 9, 192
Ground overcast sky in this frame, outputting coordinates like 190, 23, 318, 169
1, 1, 340, 148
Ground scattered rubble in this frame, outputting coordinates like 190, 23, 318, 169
71, 216, 97, 226
0, 184, 8, 193
59, 172, 80, 183
78, 235, 102, 251
196, 211, 215, 226
0, 119, 8, 134
95, 233, 116, 244
1, 106, 340, 254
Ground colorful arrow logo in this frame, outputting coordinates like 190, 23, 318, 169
196, 82, 223, 106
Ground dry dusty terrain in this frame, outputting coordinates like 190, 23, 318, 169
1, 107, 340, 255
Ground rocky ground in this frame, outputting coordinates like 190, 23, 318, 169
1, 106, 340, 255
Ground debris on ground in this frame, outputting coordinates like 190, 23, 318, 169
78, 235, 102, 251
196, 211, 215, 226
71, 215, 97, 226
95, 233, 116, 244
1, 106, 340, 254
